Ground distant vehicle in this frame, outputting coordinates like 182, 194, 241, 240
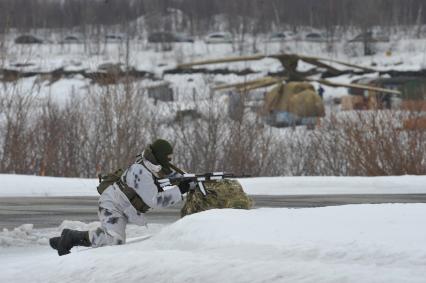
105, 34, 125, 43
270, 32, 287, 40
204, 32, 233, 44
268, 32, 293, 42
60, 35, 81, 44
349, 31, 390, 43
148, 32, 193, 43
15, 35, 43, 44
304, 33, 327, 42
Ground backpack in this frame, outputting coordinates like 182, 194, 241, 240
97, 168, 125, 195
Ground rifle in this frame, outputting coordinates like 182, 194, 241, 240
158, 172, 247, 196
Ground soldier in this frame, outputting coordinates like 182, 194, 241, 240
318, 86, 325, 99
49, 139, 194, 256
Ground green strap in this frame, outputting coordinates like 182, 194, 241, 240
116, 179, 151, 213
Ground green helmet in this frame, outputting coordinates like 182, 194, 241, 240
150, 139, 173, 174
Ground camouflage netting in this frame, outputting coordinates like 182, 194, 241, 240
181, 179, 253, 217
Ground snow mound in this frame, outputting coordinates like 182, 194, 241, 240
155, 205, 426, 253
0, 220, 162, 249
0, 224, 51, 247
1, 204, 425, 283
0, 222, 99, 248
0, 221, 101, 248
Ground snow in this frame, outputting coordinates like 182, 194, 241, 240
1, 173, 425, 197
0, 174, 98, 197
2, 33, 426, 282
3, 35, 426, 107
0, 221, 161, 248
240, 175, 426, 195
0, 224, 48, 247
1, 204, 426, 282
1, 174, 425, 281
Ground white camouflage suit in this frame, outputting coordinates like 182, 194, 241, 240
89, 159, 183, 247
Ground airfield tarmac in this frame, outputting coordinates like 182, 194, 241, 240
1, 195, 426, 229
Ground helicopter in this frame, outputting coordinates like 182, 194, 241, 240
176, 53, 401, 128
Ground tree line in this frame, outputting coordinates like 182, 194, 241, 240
0, 0, 424, 34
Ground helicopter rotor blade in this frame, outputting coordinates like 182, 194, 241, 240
214, 76, 286, 91
236, 78, 284, 92
178, 53, 376, 74
299, 55, 376, 72
178, 54, 267, 69
298, 57, 343, 76
309, 79, 401, 95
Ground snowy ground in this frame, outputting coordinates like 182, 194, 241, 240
3, 36, 426, 106
1, 33, 426, 281
1, 204, 426, 283
1, 174, 425, 282
240, 175, 426, 195
0, 174, 98, 197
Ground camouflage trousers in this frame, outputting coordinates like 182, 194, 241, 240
88, 206, 128, 247
88, 184, 147, 247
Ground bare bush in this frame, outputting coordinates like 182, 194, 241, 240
84, 83, 152, 175
0, 82, 424, 178
171, 92, 276, 176
33, 96, 90, 177
173, 95, 229, 172
312, 111, 426, 176
0, 91, 36, 174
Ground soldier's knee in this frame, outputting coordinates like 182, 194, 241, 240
89, 227, 107, 247
104, 230, 125, 246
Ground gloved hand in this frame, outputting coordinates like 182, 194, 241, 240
178, 180, 197, 194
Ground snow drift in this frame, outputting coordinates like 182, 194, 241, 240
1, 204, 425, 283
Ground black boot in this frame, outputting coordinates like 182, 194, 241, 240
49, 236, 60, 250
50, 229, 91, 256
